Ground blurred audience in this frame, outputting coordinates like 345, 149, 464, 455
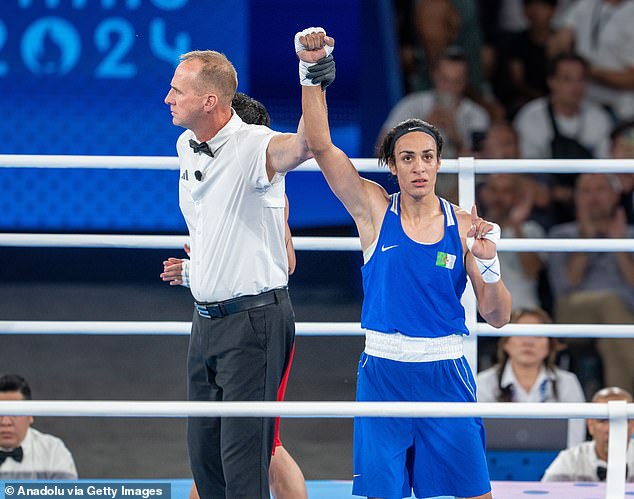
486, 0, 574, 36
394, 0, 422, 94
478, 120, 520, 159
505, 0, 559, 114
477, 308, 587, 447
548, 173, 634, 394
610, 120, 634, 224
477, 119, 558, 230
478, 172, 545, 310
402, 0, 484, 94
513, 52, 612, 160
0, 374, 77, 480
550, 0, 634, 121
542, 386, 634, 482
513, 52, 614, 224
379, 47, 490, 158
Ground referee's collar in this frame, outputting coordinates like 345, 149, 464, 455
191, 112, 243, 157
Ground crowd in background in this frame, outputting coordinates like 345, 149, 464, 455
389, 0, 634, 398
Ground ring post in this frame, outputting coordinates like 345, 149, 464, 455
458, 156, 477, 373
606, 400, 628, 499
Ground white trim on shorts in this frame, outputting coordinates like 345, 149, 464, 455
364, 329, 464, 362
453, 358, 477, 400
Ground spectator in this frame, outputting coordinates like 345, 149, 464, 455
610, 120, 634, 224
478, 172, 545, 310
514, 52, 614, 224
550, 0, 634, 120
491, 0, 575, 35
407, 0, 484, 94
514, 52, 613, 161
542, 386, 634, 482
0, 374, 77, 480
506, 0, 559, 113
379, 47, 490, 159
394, 0, 421, 93
476, 0, 575, 114
477, 308, 587, 447
548, 173, 634, 393
478, 120, 520, 159
478, 121, 557, 230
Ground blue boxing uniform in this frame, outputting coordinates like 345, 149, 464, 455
352, 193, 491, 499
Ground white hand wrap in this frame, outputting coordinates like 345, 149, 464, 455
473, 255, 501, 283
466, 222, 501, 284
294, 27, 334, 86
181, 258, 190, 288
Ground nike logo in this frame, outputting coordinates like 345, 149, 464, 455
353, 474, 362, 477
381, 244, 398, 252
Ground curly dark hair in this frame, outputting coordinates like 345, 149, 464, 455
232, 92, 270, 127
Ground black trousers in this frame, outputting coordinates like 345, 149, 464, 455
187, 288, 295, 499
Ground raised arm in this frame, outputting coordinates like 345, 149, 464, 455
298, 29, 387, 248
302, 86, 370, 219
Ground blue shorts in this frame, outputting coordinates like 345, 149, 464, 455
352, 353, 490, 499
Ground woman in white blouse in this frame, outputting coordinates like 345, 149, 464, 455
477, 308, 587, 446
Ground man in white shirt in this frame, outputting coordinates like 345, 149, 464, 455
514, 52, 613, 160
162, 92, 307, 499
542, 386, 634, 482
164, 50, 331, 498
0, 373, 77, 480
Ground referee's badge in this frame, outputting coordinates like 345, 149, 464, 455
435, 251, 456, 270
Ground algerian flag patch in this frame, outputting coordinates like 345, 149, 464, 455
435, 251, 456, 270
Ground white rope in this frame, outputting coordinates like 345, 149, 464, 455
0, 233, 632, 252
471, 158, 634, 173
0, 155, 380, 172
0, 400, 630, 418
2, 155, 634, 173
0, 233, 362, 251
0, 155, 179, 170
473, 323, 634, 338
2, 321, 634, 338
0, 321, 192, 335
498, 238, 633, 252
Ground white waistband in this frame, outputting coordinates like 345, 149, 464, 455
364, 329, 464, 362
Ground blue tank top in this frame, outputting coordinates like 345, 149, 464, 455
360, 194, 469, 338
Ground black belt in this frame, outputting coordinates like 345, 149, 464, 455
195, 288, 283, 319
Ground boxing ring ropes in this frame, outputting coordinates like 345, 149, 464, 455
1, 155, 634, 498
